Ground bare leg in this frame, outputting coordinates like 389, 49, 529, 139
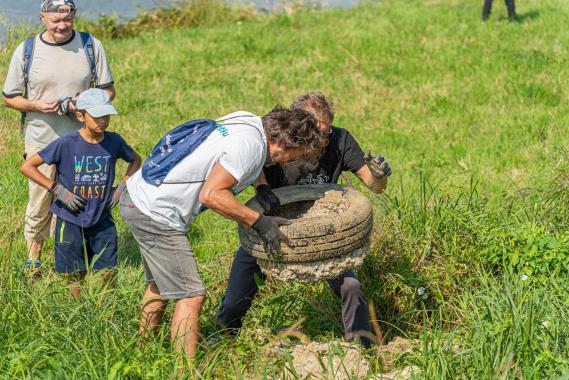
99, 270, 117, 291
171, 296, 205, 360
67, 271, 86, 300
139, 283, 168, 335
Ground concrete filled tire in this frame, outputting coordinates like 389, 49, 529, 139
238, 184, 373, 264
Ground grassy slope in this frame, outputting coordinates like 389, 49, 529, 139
0, 0, 568, 378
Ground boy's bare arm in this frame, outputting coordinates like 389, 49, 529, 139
20, 154, 54, 189
122, 152, 142, 180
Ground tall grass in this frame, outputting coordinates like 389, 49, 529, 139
0, 0, 568, 378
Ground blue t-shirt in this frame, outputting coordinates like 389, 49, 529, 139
39, 131, 135, 228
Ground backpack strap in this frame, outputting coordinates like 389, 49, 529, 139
22, 36, 36, 94
20, 36, 36, 133
79, 31, 97, 87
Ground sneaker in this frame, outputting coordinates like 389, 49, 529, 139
24, 259, 42, 280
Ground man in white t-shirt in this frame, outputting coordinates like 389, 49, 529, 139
2, 0, 114, 277
120, 107, 327, 362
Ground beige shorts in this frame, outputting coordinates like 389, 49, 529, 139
24, 141, 56, 242
120, 190, 206, 300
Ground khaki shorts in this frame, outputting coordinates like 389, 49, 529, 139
120, 190, 206, 300
24, 141, 56, 242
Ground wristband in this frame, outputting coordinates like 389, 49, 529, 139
48, 181, 58, 193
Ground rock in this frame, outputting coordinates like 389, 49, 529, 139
285, 341, 372, 380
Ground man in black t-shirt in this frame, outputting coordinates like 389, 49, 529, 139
216, 93, 391, 347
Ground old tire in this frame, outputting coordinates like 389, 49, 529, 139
238, 184, 372, 263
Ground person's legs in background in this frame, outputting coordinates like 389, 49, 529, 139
216, 246, 264, 333
505, 0, 516, 21
328, 270, 373, 348
23, 141, 56, 278
482, 0, 494, 20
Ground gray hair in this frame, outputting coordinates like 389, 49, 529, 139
292, 92, 334, 124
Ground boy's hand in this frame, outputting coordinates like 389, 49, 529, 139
106, 181, 126, 212
255, 184, 281, 215
365, 151, 392, 179
251, 214, 291, 256
52, 183, 86, 212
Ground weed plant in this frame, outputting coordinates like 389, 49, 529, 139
0, 0, 568, 378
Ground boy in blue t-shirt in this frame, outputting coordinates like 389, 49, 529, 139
20, 88, 141, 297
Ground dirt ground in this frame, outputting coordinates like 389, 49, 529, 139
276, 190, 350, 222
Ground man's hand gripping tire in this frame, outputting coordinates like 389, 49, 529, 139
251, 214, 291, 256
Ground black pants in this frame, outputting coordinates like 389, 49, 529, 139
216, 246, 372, 347
483, 0, 516, 20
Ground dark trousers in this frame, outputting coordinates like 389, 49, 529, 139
216, 246, 372, 347
483, 0, 516, 20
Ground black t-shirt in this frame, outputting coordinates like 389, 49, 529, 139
264, 126, 366, 188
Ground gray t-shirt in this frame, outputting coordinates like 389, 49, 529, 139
2, 31, 114, 148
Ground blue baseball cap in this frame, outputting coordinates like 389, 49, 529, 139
76, 88, 118, 117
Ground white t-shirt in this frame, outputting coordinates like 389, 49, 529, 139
126, 111, 267, 231
2, 31, 114, 148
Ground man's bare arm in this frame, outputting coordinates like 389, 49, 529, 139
355, 164, 388, 194
199, 163, 260, 226
3, 95, 59, 113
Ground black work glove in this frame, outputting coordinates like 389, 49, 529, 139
251, 214, 292, 255
106, 181, 126, 213
365, 151, 392, 179
255, 184, 281, 215
56, 96, 73, 116
52, 183, 87, 212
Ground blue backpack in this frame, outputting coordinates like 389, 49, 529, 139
142, 119, 218, 186
20, 31, 97, 131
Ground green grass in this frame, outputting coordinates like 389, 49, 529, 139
1, 0, 568, 378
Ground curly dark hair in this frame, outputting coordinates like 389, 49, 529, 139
262, 106, 328, 162
292, 92, 334, 124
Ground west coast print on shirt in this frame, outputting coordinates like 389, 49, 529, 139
72, 154, 112, 199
